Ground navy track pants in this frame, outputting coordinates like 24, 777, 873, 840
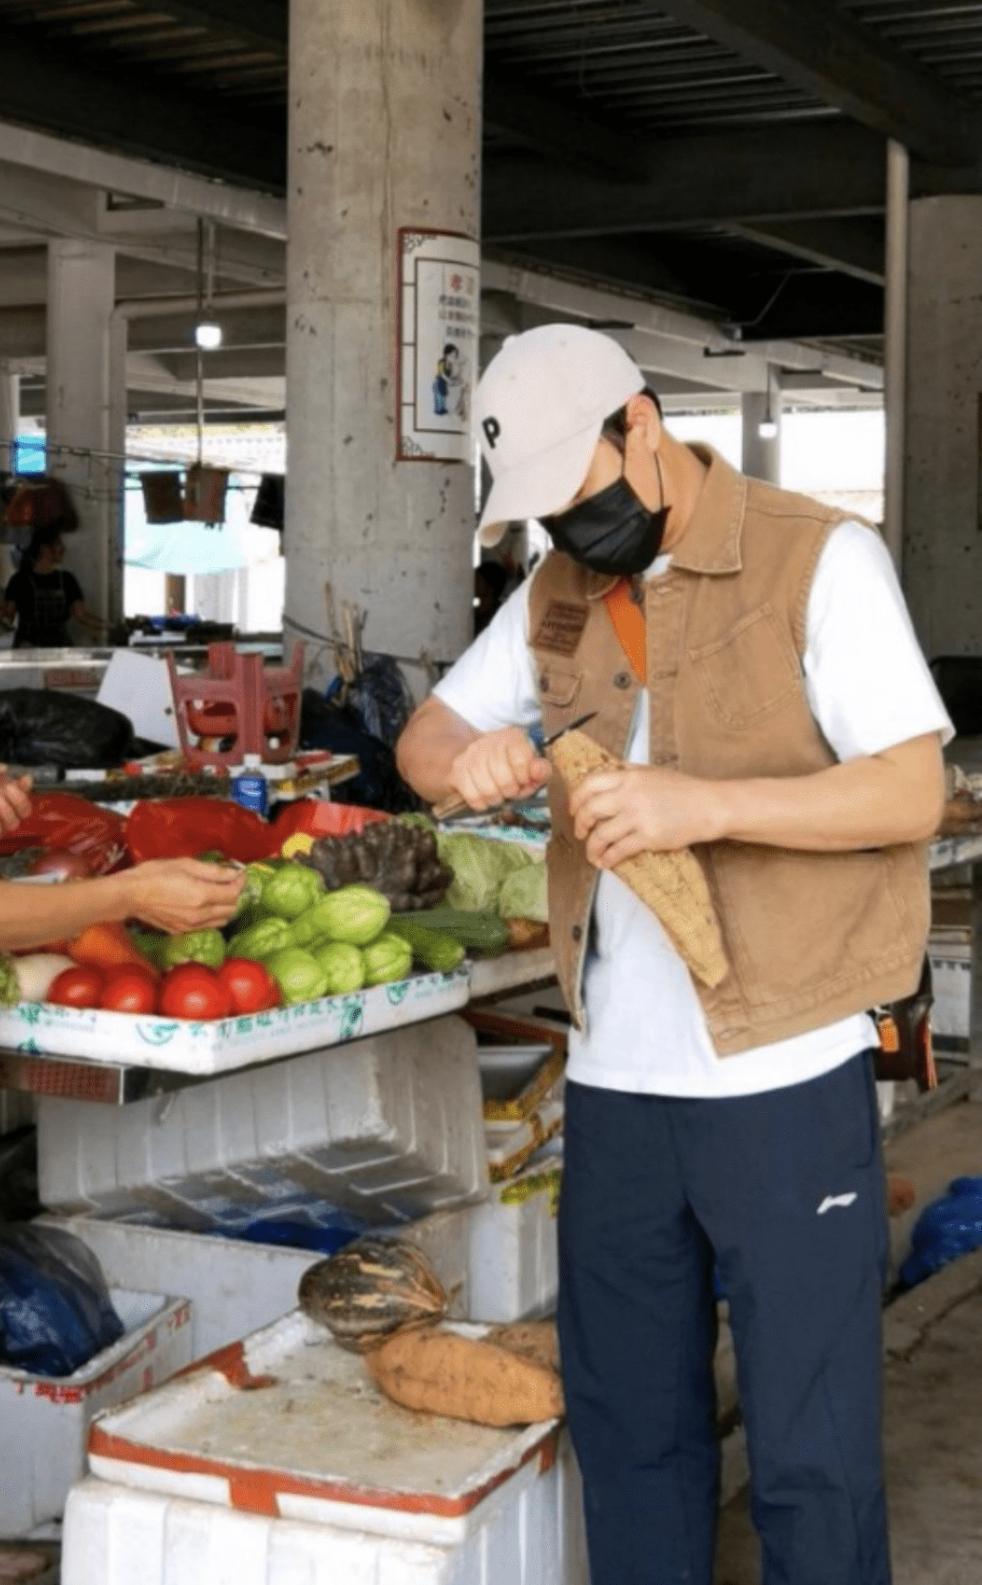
558, 1052, 891, 1585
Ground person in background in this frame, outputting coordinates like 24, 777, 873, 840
0, 768, 244, 950
1, 524, 105, 648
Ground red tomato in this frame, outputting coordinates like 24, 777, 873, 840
100, 967, 159, 1016
48, 966, 106, 1009
216, 958, 281, 1015
159, 964, 232, 1022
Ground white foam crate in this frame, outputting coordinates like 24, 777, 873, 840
39, 1016, 489, 1227
466, 1158, 561, 1323
42, 1208, 476, 1362
0, 1288, 191, 1539
0, 966, 470, 1075
65, 1311, 587, 1585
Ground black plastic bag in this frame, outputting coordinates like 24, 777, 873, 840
299, 689, 416, 813
341, 654, 415, 749
0, 688, 134, 768
0, 1224, 125, 1377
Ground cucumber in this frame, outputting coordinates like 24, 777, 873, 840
388, 919, 466, 974
393, 907, 510, 956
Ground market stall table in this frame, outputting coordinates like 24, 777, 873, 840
1, 833, 979, 1107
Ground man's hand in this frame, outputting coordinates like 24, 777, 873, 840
121, 859, 245, 933
570, 763, 723, 869
447, 727, 551, 813
0, 768, 32, 835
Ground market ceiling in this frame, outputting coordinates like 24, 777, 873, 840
4, 1, 982, 352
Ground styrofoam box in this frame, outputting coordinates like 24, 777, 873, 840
42, 1208, 474, 1362
466, 1157, 561, 1323
929, 930, 970, 1044
39, 1016, 490, 1227
64, 1311, 587, 1585
0, 966, 470, 1076
0, 1289, 191, 1539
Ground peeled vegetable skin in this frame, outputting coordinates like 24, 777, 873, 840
366, 1325, 564, 1427
550, 730, 728, 989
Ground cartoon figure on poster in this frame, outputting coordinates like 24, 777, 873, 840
415, 264, 476, 434
433, 343, 470, 421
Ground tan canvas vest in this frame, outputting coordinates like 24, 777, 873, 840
528, 445, 929, 1057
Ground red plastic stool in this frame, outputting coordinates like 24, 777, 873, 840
167, 642, 306, 770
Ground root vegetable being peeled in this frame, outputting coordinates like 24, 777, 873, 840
550, 729, 728, 990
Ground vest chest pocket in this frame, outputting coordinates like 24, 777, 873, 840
688, 603, 801, 730
536, 665, 582, 710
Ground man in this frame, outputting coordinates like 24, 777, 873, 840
398, 326, 952, 1585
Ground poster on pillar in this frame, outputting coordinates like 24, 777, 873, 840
398, 230, 480, 463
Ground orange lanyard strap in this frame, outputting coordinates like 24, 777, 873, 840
603, 577, 646, 684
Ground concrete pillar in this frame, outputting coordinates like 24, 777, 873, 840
284, 0, 483, 691
0, 367, 18, 474
904, 196, 982, 657
741, 388, 782, 483
46, 239, 120, 629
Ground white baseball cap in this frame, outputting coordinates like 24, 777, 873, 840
475, 324, 645, 547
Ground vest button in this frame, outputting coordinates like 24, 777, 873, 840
571, 924, 583, 943
614, 671, 632, 689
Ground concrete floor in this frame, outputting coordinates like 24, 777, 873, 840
715, 1102, 982, 1585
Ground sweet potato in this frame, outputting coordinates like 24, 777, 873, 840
486, 1320, 560, 1373
366, 1325, 564, 1427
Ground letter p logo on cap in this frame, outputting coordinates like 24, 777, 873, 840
482, 416, 502, 450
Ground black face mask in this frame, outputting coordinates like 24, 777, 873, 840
541, 454, 669, 577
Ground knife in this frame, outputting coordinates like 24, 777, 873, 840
432, 711, 598, 823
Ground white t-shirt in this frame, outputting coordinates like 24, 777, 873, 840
435, 522, 954, 1098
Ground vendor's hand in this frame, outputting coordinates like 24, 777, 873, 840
0, 767, 32, 834
122, 858, 245, 933
569, 764, 725, 869
446, 727, 551, 813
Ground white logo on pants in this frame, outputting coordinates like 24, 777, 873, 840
817, 1193, 858, 1215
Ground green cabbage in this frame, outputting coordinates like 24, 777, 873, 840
436, 833, 532, 913
498, 860, 548, 923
